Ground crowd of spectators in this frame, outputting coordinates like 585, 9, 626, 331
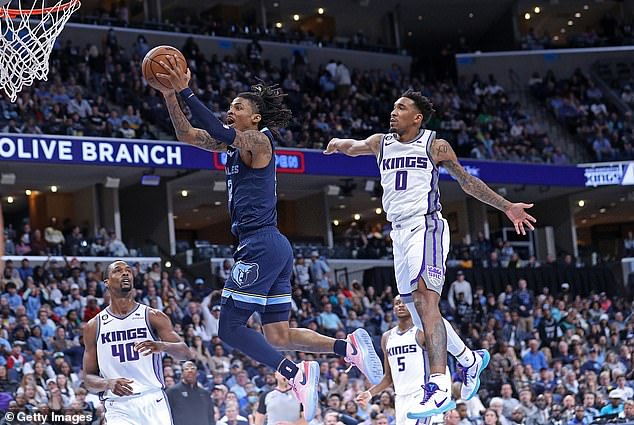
521, 14, 634, 50
3, 217, 131, 258
0, 248, 633, 425
0, 28, 571, 165
529, 68, 634, 162
73, 5, 392, 54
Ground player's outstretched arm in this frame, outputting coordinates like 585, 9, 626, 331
159, 56, 272, 156
324, 134, 383, 157
82, 317, 135, 396
356, 331, 393, 408
430, 138, 537, 235
135, 309, 194, 361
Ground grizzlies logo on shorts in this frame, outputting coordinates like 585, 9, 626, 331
222, 227, 294, 312
230, 261, 260, 288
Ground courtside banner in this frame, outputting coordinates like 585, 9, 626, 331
580, 161, 634, 187
0, 134, 213, 169
301, 151, 586, 187
0, 134, 611, 187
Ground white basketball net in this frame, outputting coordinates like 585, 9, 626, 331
0, 0, 81, 102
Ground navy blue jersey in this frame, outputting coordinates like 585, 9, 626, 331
225, 127, 278, 238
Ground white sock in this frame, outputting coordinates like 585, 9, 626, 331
443, 318, 475, 367
429, 372, 451, 391
406, 303, 475, 367
405, 301, 424, 331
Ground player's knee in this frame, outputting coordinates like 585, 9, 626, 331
413, 291, 440, 316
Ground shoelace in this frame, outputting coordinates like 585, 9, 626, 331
461, 366, 471, 384
420, 383, 438, 405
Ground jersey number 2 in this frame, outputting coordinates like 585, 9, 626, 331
112, 342, 140, 363
395, 171, 408, 191
397, 356, 405, 371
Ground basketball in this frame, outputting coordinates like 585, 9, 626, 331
142, 45, 187, 91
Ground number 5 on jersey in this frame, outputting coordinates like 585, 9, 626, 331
395, 170, 408, 191
397, 356, 405, 371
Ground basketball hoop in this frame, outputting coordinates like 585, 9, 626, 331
0, 0, 81, 102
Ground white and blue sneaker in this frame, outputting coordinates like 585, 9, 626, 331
407, 382, 456, 419
460, 349, 491, 400
345, 328, 383, 385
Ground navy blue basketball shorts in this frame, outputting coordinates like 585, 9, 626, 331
221, 226, 293, 315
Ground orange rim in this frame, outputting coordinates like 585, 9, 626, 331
0, 0, 80, 19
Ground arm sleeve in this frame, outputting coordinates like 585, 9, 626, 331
179, 88, 236, 145
257, 391, 268, 414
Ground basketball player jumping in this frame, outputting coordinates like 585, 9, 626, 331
324, 90, 536, 418
155, 57, 382, 421
82, 260, 193, 425
356, 295, 459, 425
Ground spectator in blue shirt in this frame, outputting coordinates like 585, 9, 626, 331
17, 259, 33, 283
34, 310, 56, 340
580, 348, 602, 375
513, 278, 534, 321
309, 251, 330, 289
583, 393, 600, 422
523, 339, 548, 370
600, 390, 625, 416
569, 406, 590, 425
2, 282, 22, 311
23, 287, 42, 321
318, 303, 343, 336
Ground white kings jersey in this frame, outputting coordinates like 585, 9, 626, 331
96, 303, 164, 399
386, 326, 428, 396
378, 130, 440, 224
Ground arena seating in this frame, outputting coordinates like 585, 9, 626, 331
0, 31, 570, 164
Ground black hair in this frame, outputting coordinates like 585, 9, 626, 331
401, 89, 435, 125
238, 81, 292, 131
106, 262, 115, 279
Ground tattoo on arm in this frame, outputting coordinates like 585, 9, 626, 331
233, 130, 272, 154
434, 141, 449, 158
432, 139, 511, 212
444, 161, 511, 211
164, 94, 226, 152
189, 129, 228, 151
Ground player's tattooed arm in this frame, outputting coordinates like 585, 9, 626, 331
431, 138, 537, 235
82, 317, 134, 396
233, 129, 273, 156
163, 92, 227, 152
324, 133, 383, 157
430, 138, 512, 211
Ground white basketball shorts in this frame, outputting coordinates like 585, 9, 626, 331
396, 387, 432, 425
390, 212, 450, 299
103, 389, 173, 425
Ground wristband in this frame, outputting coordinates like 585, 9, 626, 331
179, 87, 194, 98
